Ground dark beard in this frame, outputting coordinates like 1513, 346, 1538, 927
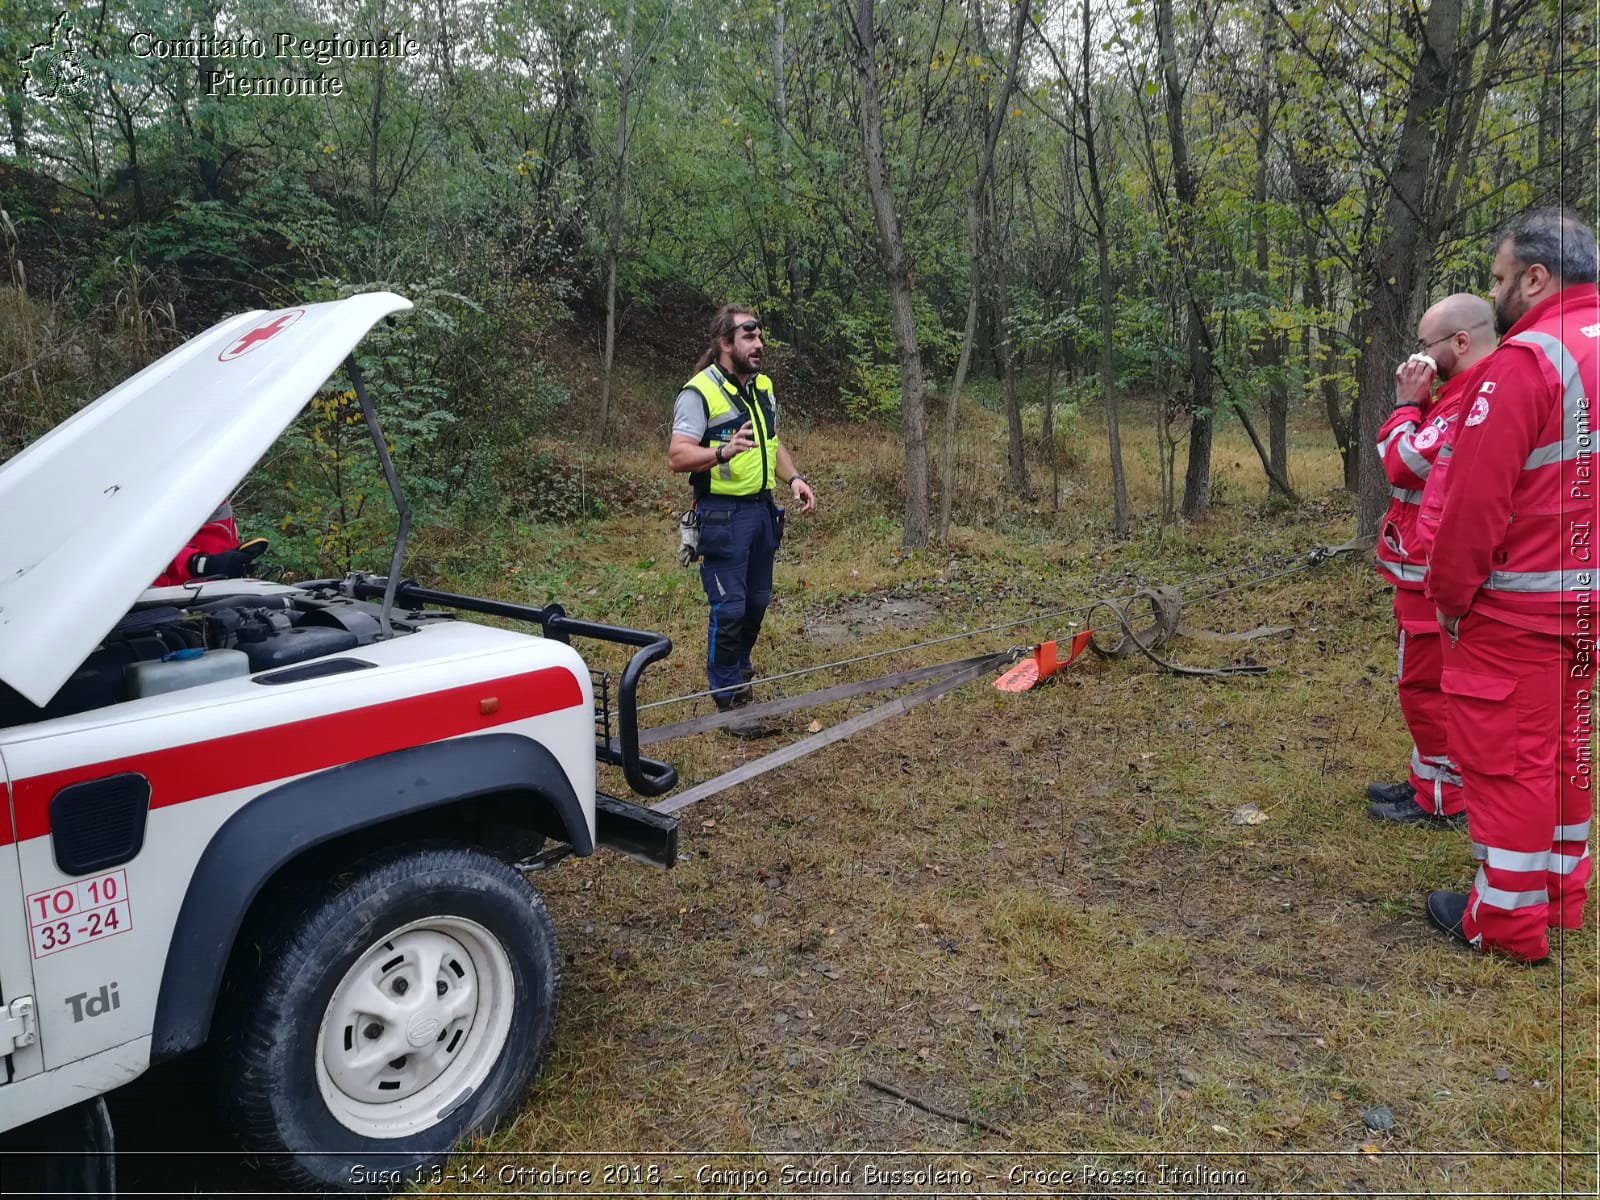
1494, 284, 1525, 336
730, 350, 761, 377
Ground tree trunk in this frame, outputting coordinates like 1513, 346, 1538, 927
3, 88, 24, 159
598, 0, 638, 443
936, 261, 980, 540
1079, 2, 1126, 534
1253, 5, 1288, 499
935, 0, 1029, 541
992, 180, 1029, 497
1043, 350, 1060, 510
850, 0, 930, 548
111, 99, 146, 221
1536, 22, 1558, 181
0, 20, 23, 158
1352, 0, 1462, 535
367, 0, 387, 223
1301, 227, 1349, 475
1155, 0, 1213, 519
1418, 0, 1506, 277
1157, 400, 1178, 524
771, 1, 803, 344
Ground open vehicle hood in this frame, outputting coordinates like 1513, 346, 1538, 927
0, 291, 413, 706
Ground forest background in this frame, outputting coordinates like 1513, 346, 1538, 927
1, 0, 1594, 568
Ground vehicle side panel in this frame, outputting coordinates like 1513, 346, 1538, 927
150, 731, 586, 1060
0, 623, 592, 1094
0, 1037, 149, 1131
0, 754, 44, 1092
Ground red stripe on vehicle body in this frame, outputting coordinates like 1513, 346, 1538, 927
1, 667, 584, 845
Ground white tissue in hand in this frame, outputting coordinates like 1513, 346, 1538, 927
1407, 352, 1437, 371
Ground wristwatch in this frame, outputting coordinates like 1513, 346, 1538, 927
714, 444, 727, 464
789, 473, 807, 487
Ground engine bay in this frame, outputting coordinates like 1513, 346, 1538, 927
0, 587, 423, 728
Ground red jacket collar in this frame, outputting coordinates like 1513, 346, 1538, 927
1505, 282, 1600, 337
1435, 370, 1474, 404
1423, 359, 1482, 417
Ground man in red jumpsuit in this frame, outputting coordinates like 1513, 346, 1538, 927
1425, 208, 1599, 963
1368, 293, 1497, 826
152, 500, 267, 587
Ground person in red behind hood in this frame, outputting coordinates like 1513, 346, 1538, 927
1368, 293, 1497, 827
1423, 208, 1600, 964
152, 499, 267, 587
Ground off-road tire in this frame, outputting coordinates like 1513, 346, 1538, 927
218, 843, 559, 1193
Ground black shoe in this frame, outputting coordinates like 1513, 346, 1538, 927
1367, 798, 1467, 830
1425, 891, 1471, 946
1366, 780, 1416, 805
1425, 890, 1548, 965
716, 693, 772, 739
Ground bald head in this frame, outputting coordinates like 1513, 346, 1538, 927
1417, 292, 1496, 380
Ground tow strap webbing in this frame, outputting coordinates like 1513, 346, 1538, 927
648, 651, 1011, 816
634, 651, 1009, 746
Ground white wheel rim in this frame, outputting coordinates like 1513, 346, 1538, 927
314, 915, 515, 1139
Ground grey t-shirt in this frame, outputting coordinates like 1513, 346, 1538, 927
671, 389, 709, 440
671, 378, 777, 441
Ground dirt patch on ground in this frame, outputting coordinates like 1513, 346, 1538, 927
804, 593, 941, 647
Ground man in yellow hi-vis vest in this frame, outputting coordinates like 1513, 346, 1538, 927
669, 305, 816, 735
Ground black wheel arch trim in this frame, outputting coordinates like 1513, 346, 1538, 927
151, 732, 589, 1062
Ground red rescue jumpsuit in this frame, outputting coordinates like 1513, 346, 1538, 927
1427, 283, 1599, 962
153, 501, 240, 587
1375, 372, 1474, 815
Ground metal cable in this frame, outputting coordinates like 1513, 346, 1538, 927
1170, 549, 1304, 593
639, 542, 1343, 711
638, 601, 1093, 710
1179, 557, 1326, 606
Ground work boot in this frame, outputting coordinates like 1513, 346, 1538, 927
718, 692, 772, 739
1365, 780, 1416, 806
1425, 891, 1471, 947
1425, 890, 1548, 964
1367, 798, 1467, 830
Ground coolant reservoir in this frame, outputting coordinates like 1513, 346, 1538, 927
127, 648, 251, 698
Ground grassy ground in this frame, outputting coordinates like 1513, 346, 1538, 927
412, 386, 1595, 1197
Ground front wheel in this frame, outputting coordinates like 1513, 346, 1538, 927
219, 844, 559, 1193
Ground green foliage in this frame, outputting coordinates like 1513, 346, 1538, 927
268, 387, 398, 577
834, 310, 903, 422
499, 447, 610, 523
2, 0, 1591, 542
262, 280, 459, 575
1111, 295, 1184, 390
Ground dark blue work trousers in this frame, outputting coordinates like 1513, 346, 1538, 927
696, 495, 781, 707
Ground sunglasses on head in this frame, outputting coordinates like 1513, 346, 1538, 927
734, 319, 762, 334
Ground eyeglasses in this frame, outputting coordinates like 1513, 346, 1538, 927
734, 320, 762, 334
1414, 332, 1459, 353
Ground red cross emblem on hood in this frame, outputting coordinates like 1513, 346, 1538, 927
218, 309, 305, 362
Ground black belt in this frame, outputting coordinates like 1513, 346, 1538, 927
698, 490, 773, 504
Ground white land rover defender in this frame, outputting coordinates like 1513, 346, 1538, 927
0, 293, 680, 1193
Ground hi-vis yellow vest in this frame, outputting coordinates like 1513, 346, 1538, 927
685, 365, 779, 498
